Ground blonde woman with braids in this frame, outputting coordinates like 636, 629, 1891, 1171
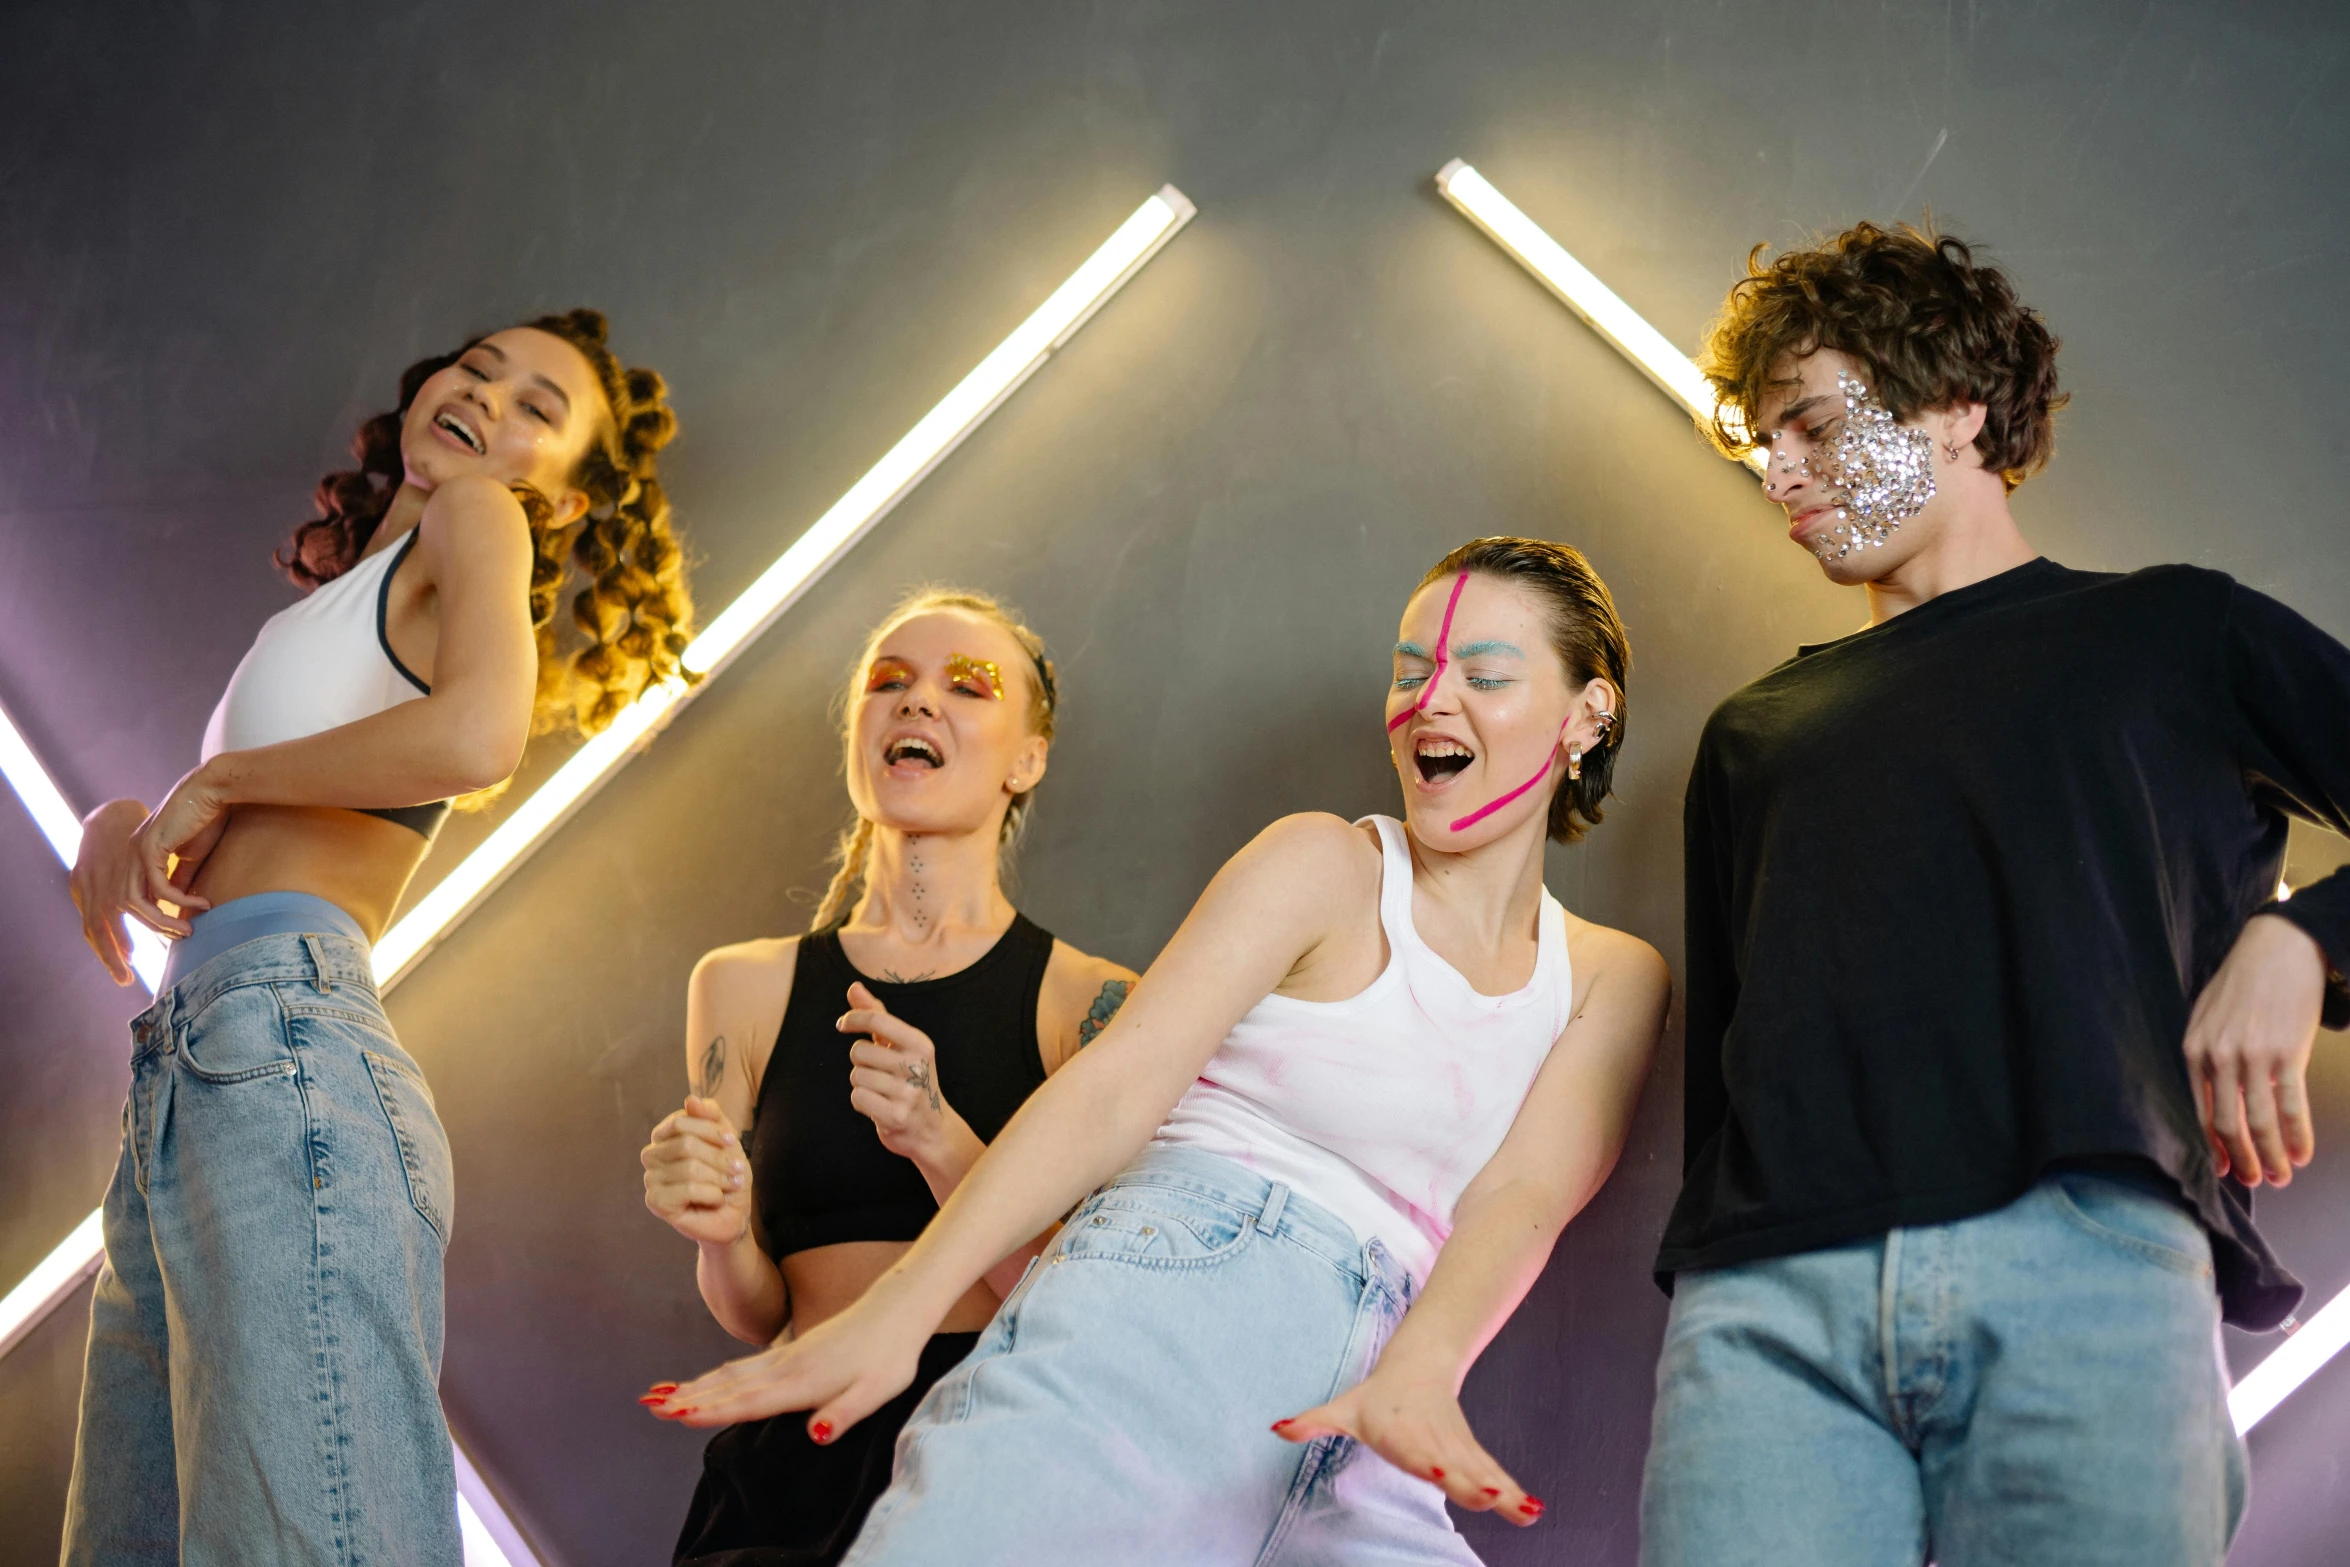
642, 588, 1136, 1567
61, 310, 691, 1566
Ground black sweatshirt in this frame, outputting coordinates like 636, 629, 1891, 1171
1659, 558, 2350, 1330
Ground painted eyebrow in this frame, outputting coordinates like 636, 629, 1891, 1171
1452, 639, 1522, 658
1395, 640, 1431, 659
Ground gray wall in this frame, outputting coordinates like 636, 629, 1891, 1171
4, 2, 2348, 1562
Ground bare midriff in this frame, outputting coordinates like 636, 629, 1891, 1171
184, 805, 431, 943
782, 1241, 1003, 1338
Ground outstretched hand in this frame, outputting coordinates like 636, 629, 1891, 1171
644, 1283, 929, 1441
2184, 913, 2327, 1187
1273, 1367, 1544, 1527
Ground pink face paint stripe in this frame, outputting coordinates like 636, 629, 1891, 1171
1388, 571, 1470, 733
1448, 721, 1569, 834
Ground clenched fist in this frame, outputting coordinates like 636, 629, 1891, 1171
643, 1094, 753, 1248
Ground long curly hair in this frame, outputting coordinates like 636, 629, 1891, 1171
1416, 537, 1630, 846
810, 587, 1060, 932
276, 308, 694, 740
1697, 222, 2067, 492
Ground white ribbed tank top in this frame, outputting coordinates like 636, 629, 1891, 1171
1151, 815, 1575, 1283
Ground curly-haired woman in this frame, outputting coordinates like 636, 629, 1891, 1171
641, 587, 1136, 1565
61, 310, 693, 1566
648, 539, 1671, 1567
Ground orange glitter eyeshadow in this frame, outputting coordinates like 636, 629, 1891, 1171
946, 653, 1004, 699
864, 657, 914, 692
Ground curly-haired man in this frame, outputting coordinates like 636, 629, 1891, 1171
1640, 223, 2350, 1566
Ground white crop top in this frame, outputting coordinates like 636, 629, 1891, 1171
1151, 815, 1575, 1283
200, 527, 448, 837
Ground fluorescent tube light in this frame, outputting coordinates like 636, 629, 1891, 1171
0, 697, 168, 990
1434, 160, 1763, 475
3, 184, 1196, 1559
373, 183, 1194, 983
2233, 1280, 2350, 1434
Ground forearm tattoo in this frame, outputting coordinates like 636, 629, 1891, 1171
698, 1035, 727, 1098
1076, 979, 1133, 1049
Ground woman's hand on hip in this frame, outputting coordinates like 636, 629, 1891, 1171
68, 798, 156, 984
123, 762, 232, 937
842, 982, 965, 1166
1273, 1363, 1545, 1527
645, 1277, 929, 1438
642, 1095, 753, 1248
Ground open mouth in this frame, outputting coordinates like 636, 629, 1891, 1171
884, 736, 943, 769
1414, 736, 1474, 784
433, 409, 486, 455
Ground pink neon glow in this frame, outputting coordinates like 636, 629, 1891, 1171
1448, 721, 1568, 834
1388, 572, 1470, 733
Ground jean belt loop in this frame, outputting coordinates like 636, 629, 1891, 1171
1259, 1180, 1290, 1237
302, 933, 332, 993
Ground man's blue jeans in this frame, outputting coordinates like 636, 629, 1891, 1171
1641, 1171, 2247, 1567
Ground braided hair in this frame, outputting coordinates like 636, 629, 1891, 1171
275, 308, 694, 741
810, 588, 1059, 931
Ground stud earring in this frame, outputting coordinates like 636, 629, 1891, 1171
1942, 437, 1964, 463
1567, 743, 1583, 782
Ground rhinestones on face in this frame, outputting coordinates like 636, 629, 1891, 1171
1805, 371, 1937, 563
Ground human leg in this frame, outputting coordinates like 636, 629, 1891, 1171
60, 1033, 181, 1566
1917, 1172, 2246, 1567
1640, 1241, 1929, 1567
845, 1149, 1460, 1567
138, 932, 460, 1566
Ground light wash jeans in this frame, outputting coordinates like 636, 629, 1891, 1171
62, 923, 461, 1566
845, 1145, 1482, 1567
1641, 1170, 2248, 1567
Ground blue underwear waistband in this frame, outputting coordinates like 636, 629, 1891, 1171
161, 890, 368, 994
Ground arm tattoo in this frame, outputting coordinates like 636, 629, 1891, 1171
698, 1035, 727, 1099
1076, 979, 1133, 1049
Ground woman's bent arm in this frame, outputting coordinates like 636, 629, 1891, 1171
124, 479, 538, 929
654, 812, 1374, 1429
1277, 924, 1670, 1524
645, 944, 791, 1344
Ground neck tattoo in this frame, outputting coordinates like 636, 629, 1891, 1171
906, 840, 929, 933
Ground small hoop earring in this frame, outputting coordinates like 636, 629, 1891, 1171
1942, 438, 1964, 463
1567, 743, 1583, 782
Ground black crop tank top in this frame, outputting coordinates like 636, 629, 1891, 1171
751, 913, 1055, 1259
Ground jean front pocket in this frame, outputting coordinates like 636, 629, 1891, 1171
176, 988, 299, 1085
2048, 1172, 2211, 1278
1056, 1186, 1255, 1271
363, 1050, 455, 1248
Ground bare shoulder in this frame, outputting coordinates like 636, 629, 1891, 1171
1561, 913, 1671, 1013
1235, 811, 1383, 892
414, 477, 531, 565
691, 935, 800, 1013
1038, 939, 1141, 1073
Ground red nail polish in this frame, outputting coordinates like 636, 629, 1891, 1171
647, 1382, 678, 1394
638, 1394, 669, 1406
1519, 1496, 1545, 1517
811, 1420, 834, 1443
1482, 1487, 1502, 1497
1270, 1419, 1292, 1432
1429, 1467, 1446, 1480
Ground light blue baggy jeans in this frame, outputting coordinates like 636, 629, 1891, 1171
844, 1145, 1484, 1567
1641, 1170, 2249, 1567
61, 924, 461, 1566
